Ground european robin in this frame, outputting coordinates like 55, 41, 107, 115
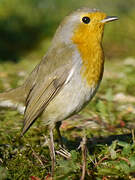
0, 8, 118, 174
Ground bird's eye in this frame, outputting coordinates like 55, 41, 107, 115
82, 16, 90, 24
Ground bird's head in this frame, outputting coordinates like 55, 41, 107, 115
53, 8, 118, 45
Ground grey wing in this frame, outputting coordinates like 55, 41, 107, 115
21, 72, 69, 136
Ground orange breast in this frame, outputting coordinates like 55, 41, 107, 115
72, 18, 105, 86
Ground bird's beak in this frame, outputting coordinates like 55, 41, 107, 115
101, 16, 118, 23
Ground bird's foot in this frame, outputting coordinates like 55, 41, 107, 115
56, 146, 71, 159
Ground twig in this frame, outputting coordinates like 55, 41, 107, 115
31, 147, 45, 167
118, 157, 130, 166
95, 149, 126, 167
95, 156, 109, 166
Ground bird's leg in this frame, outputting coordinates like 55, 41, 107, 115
48, 127, 55, 176
79, 134, 87, 180
56, 121, 63, 146
55, 122, 71, 159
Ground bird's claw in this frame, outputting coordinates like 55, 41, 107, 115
56, 146, 71, 159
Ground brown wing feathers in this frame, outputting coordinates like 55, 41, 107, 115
21, 75, 67, 136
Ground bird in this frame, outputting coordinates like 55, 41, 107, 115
0, 8, 118, 175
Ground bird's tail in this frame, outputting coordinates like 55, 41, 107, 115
0, 86, 26, 114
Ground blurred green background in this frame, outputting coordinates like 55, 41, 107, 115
0, 0, 135, 61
